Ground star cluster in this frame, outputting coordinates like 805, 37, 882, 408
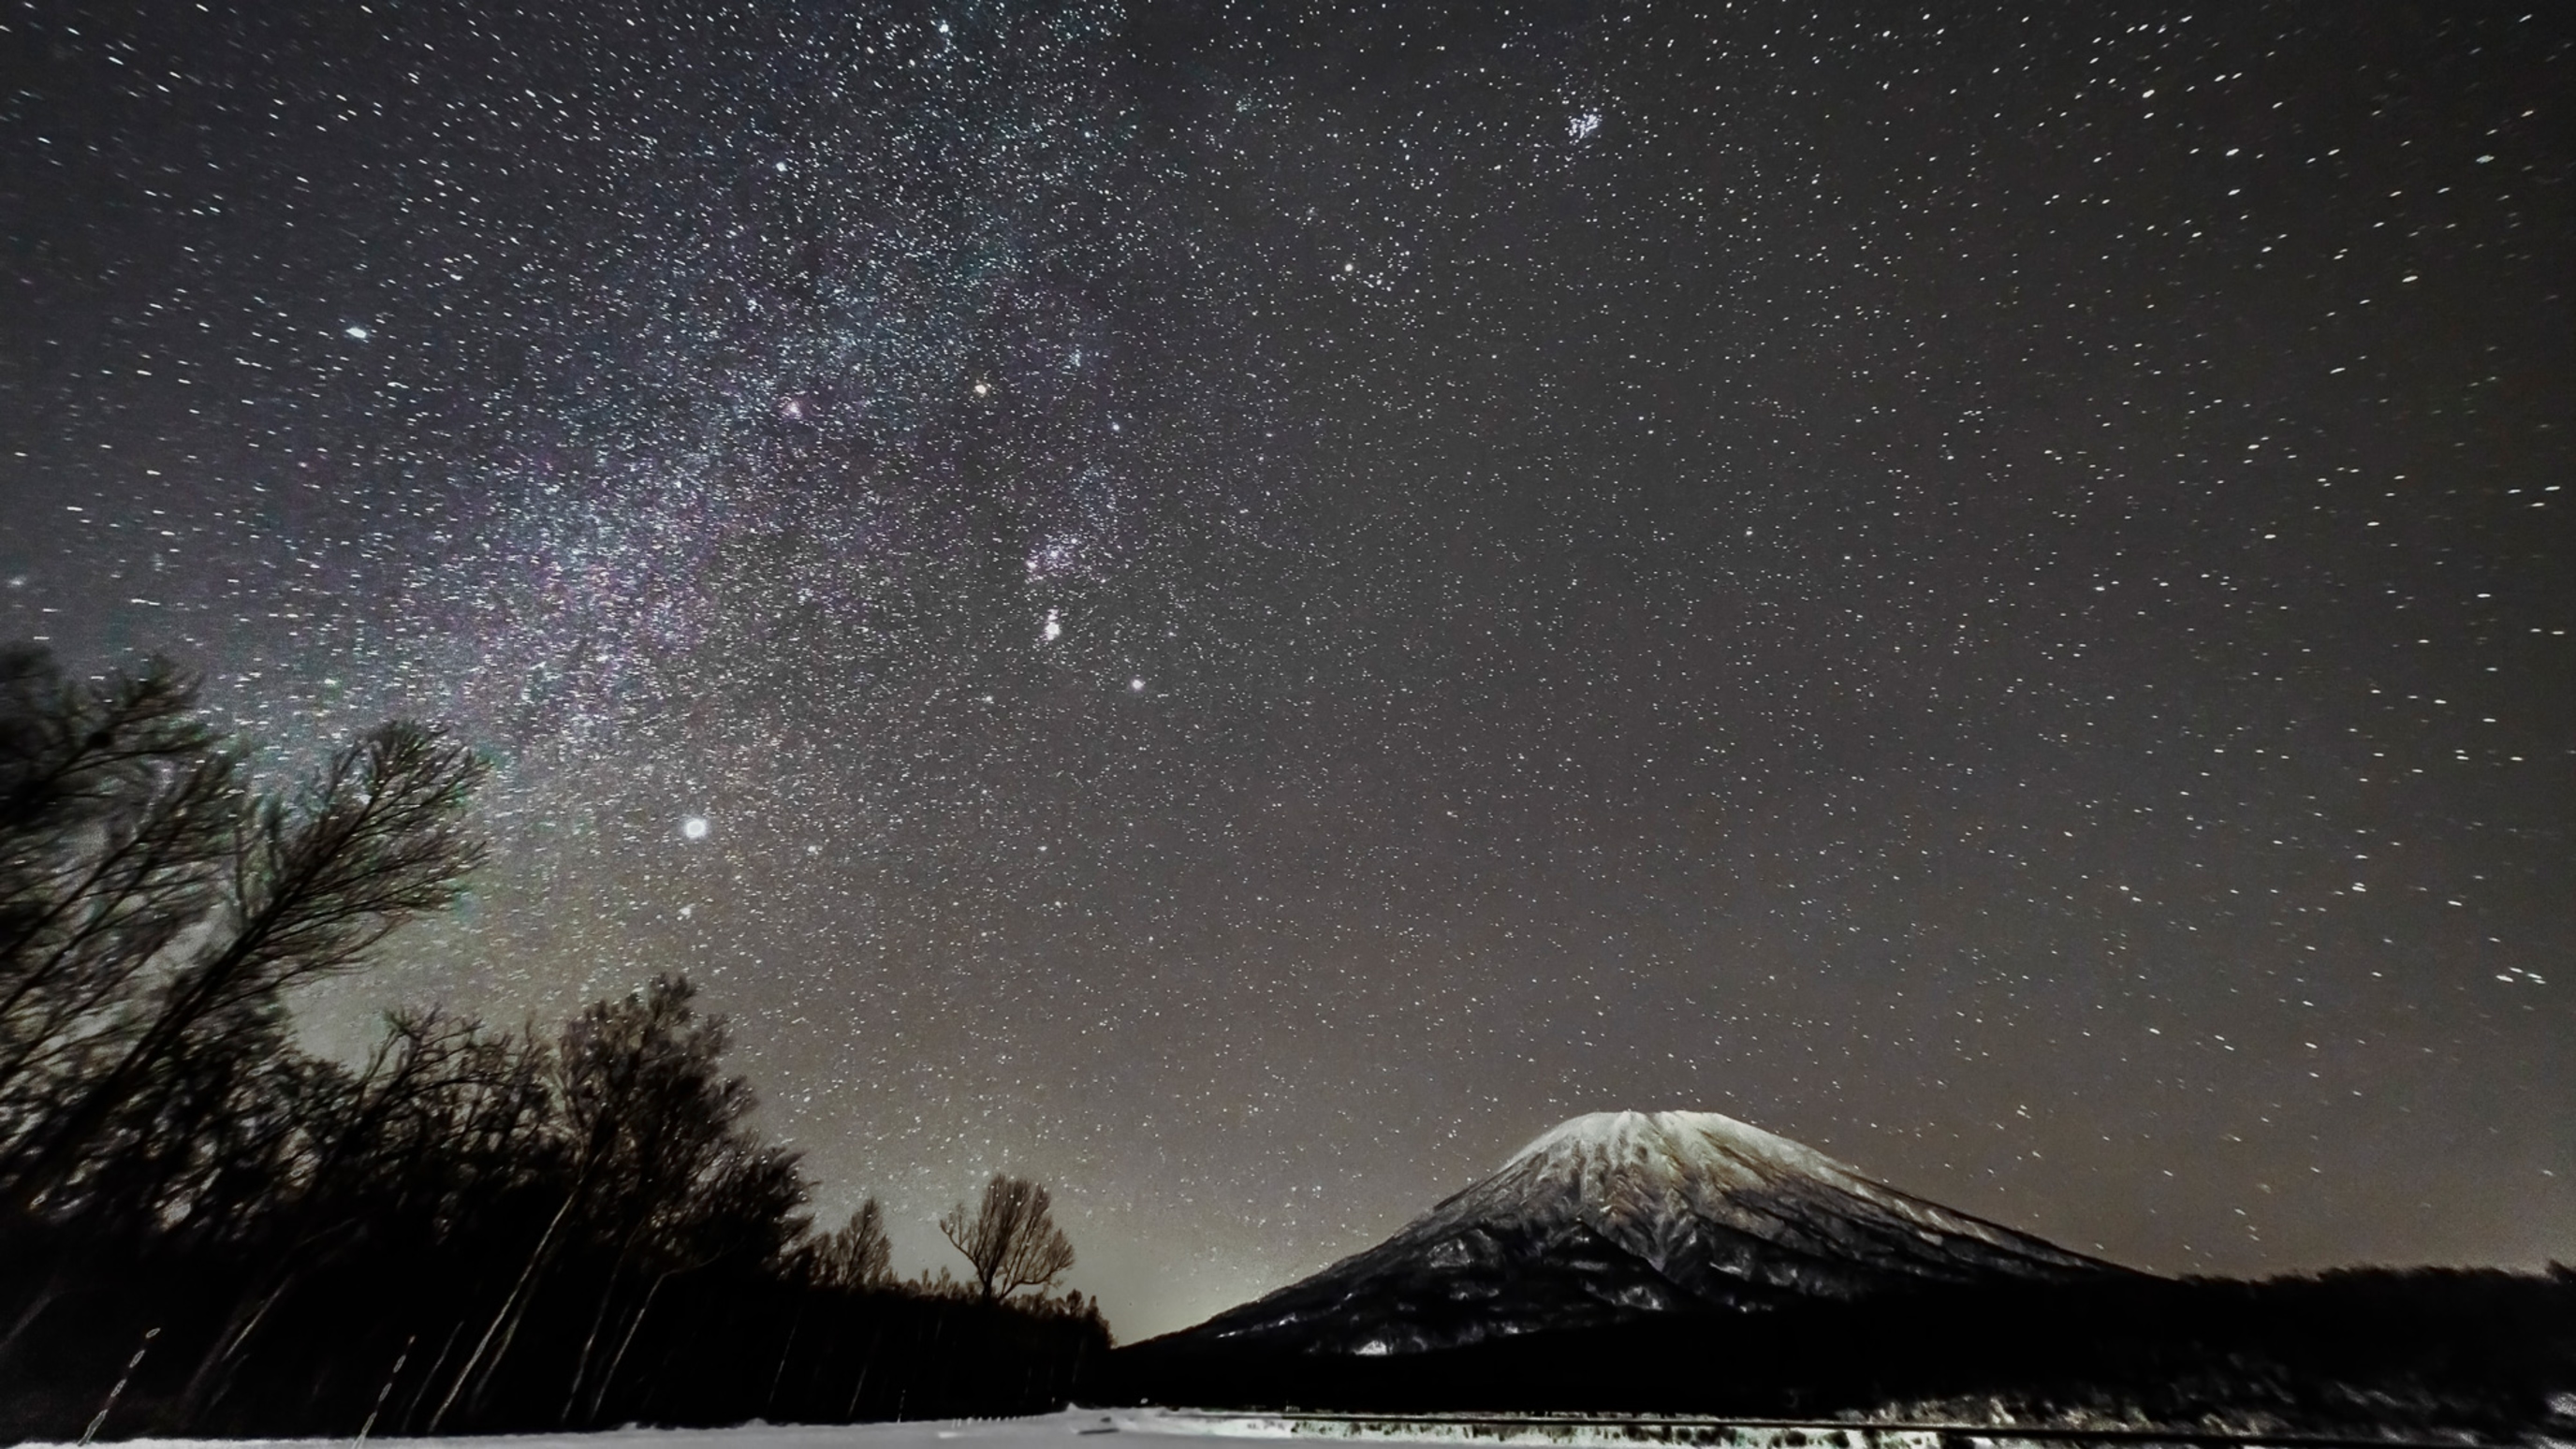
2, 2, 2568, 1338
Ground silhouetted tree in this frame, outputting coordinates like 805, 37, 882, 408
2, 705, 486, 1218
427, 974, 807, 1429
796, 1198, 894, 1291
0, 647, 239, 1154
168, 1008, 546, 1421
0, 644, 1111, 1441
939, 1175, 1076, 1304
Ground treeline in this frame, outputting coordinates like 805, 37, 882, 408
1105, 1267, 2576, 1434
0, 645, 1105, 1441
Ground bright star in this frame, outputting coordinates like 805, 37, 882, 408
681, 815, 710, 840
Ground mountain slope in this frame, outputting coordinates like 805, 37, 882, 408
1170, 1109, 2127, 1354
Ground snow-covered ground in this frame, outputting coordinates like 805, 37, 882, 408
47, 1409, 1118, 1449
47, 1408, 2525, 1449
7, 1411, 1928, 1449
1119, 1411, 1951, 1449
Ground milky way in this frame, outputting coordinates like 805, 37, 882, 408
4, 2, 2569, 1338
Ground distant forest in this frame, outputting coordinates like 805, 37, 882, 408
0, 644, 1105, 1441
1105, 1268, 2576, 1436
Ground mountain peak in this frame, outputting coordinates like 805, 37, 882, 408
1169, 1106, 2126, 1355
1510, 1108, 1839, 1173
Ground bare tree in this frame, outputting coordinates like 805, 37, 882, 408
430, 975, 806, 1431
799, 1198, 892, 1291
938, 1175, 1075, 1304
0, 648, 241, 1120
3, 719, 488, 1216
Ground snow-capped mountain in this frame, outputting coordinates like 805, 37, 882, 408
1171, 1109, 2126, 1355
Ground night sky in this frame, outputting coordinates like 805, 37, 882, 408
3, 1, 2569, 1339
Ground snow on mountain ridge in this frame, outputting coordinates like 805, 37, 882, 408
1505, 1109, 1850, 1185
1490, 1109, 2080, 1263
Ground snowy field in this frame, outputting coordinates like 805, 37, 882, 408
39, 1410, 1131, 1449
48, 1408, 2527, 1449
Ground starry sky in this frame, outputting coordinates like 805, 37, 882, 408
3, 0, 2569, 1339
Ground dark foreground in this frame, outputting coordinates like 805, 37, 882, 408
1101, 1269, 2576, 1439
3, 1259, 1104, 1442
